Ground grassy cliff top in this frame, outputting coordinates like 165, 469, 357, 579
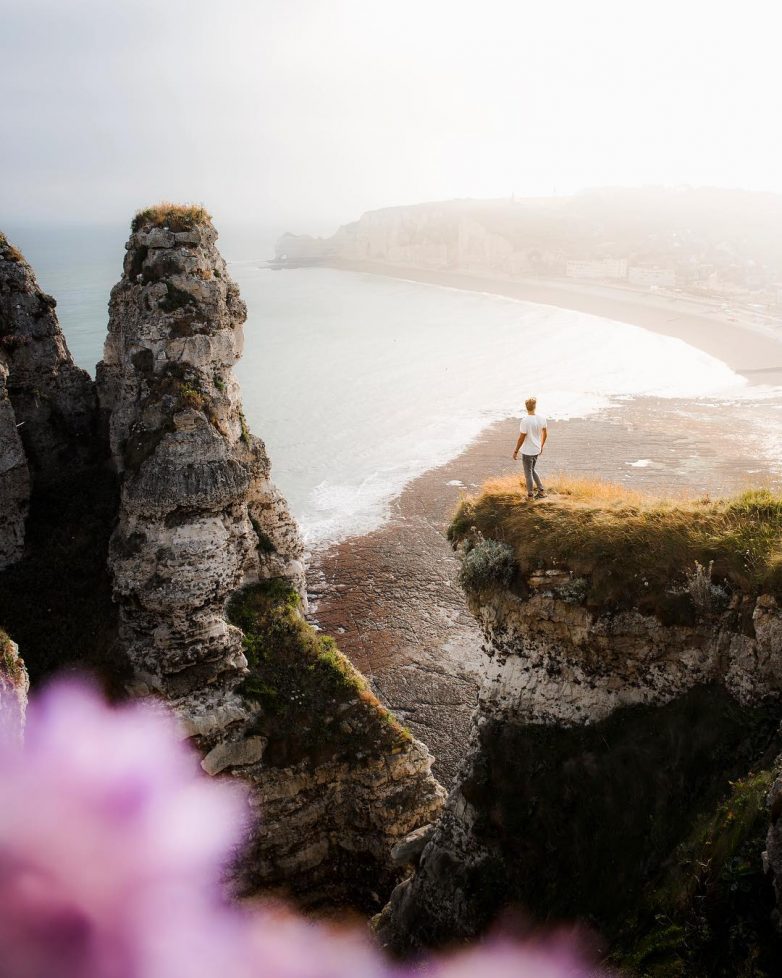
131, 202, 212, 233
449, 476, 782, 609
227, 579, 411, 767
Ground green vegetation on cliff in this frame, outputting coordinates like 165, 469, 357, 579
615, 766, 779, 977
227, 579, 411, 767
449, 477, 782, 612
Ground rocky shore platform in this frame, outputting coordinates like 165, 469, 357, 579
311, 394, 782, 784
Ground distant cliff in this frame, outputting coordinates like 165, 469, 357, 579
280, 188, 782, 289
379, 478, 782, 973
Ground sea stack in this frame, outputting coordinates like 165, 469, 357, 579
97, 204, 304, 710
97, 205, 444, 907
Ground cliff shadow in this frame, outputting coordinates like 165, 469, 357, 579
390, 684, 782, 971
0, 461, 126, 695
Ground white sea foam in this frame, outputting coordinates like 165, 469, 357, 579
231, 266, 780, 547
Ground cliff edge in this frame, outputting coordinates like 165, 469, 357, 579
380, 477, 782, 973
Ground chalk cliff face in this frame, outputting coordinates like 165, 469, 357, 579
97, 210, 444, 907
97, 216, 304, 705
325, 202, 550, 276
380, 564, 782, 953
0, 234, 96, 483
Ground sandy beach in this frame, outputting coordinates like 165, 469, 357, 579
310, 265, 782, 785
329, 258, 782, 385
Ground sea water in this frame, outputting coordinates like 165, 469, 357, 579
7, 225, 776, 547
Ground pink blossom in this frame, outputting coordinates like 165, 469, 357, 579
0, 681, 248, 978
0, 680, 603, 978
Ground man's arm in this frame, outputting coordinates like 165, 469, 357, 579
512, 432, 526, 459
539, 427, 548, 453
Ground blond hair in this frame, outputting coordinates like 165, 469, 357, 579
525, 397, 537, 413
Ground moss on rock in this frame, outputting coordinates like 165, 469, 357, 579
228, 579, 411, 767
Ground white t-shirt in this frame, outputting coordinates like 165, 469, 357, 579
519, 413, 547, 455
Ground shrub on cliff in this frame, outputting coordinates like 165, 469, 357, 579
450, 477, 782, 611
459, 538, 516, 591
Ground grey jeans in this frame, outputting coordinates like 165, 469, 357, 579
522, 453, 543, 495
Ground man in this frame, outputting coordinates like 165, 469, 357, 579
512, 397, 547, 499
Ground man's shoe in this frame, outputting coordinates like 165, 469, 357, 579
535, 489, 546, 498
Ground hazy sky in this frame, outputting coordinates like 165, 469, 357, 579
1, 0, 780, 232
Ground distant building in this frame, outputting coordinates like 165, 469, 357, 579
628, 266, 676, 288
566, 258, 628, 280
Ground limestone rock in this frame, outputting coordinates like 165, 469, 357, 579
379, 570, 782, 951
202, 735, 267, 775
97, 214, 305, 701
0, 233, 96, 481
390, 823, 435, 867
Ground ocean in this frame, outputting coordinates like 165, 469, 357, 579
7, 225, 779, 547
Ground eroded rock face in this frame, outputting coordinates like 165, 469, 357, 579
98, 213, 444, 907
0, 630, 29, 744
97, 219, 305, 704
0, 234, 96, 481
379, 574, 782, 951
0, 360, 29, 570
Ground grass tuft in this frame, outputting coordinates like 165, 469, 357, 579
0, 231, 25, 264
0, 628, 24, 683
178, 381, 206, 412
131, 202, 211, 233
227, 579, 411, 767
449, 476, 782, 610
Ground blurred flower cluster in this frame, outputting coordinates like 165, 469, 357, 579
0, 681, 599, 978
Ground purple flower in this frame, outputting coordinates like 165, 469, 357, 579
0, 681, 248, 978
0, 680, 603, 978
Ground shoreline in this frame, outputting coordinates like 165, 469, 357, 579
307, 261, 782, 781
310, 396, 781, 784
326, 259, 782, 386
